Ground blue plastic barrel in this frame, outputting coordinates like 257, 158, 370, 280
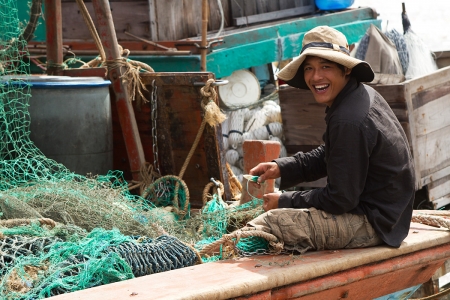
315, 0, 354, 10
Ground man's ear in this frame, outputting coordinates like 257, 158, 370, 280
344, 67, 352, 76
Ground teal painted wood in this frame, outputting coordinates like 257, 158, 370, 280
207, 19, 381, 78
216, 7, 376, 50
17, 1, 46, 42
374, 284, 421, 300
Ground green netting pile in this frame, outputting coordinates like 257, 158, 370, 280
0, 1, 268, 298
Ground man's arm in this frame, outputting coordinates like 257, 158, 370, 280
278, 122, 369, 214
274, 145, 327, 190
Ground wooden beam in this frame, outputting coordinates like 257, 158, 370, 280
148, 0, 158, 41
45, 0, 64, 75
91, 0, 146, 181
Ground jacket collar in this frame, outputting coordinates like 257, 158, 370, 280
325, 77, 359, 123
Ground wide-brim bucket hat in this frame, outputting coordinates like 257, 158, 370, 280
277, 26, 375, 89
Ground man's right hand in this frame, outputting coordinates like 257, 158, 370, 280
262, 192, 280, 211
249, 162, 281, 184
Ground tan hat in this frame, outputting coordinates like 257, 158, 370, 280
277, 26, 375, 89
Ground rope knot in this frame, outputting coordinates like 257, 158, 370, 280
199, 79, 227, 127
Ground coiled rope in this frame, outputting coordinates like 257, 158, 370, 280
199, 227, 283, 258
412, 213, 450, 229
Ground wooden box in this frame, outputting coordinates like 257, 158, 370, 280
111, 72, 230, 208
279, 66, 450, 209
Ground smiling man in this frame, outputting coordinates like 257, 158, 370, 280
247, 26, 415, 253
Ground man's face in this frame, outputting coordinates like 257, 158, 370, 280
303, 56, 351, 107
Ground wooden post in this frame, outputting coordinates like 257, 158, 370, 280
148, 0, 158, 41
91, 0, 146, 181
45, 0, 64, 75
200, 0, 209, 71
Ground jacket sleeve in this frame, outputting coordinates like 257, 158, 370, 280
274, 145, 327, 190
278, 121, 369, 215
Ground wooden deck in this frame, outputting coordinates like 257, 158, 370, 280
51, 221, 450, 300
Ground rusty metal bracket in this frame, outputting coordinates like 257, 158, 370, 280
193, 80, 228, 87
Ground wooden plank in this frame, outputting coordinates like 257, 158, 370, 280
407, 67, 450, 109
255, 0, 269, 14
422, 165, 450, 187
428, 174, 450, 201
208, 0, 230, 32
404, 83, 422, 190
48, 223, 450, 300
432, 195, 450, 210
372, 84, 407, 104
154, 0, 184, 41
62, 2, 150, 41
279, 0, 295, 10
183, 0, 202, 39
416, 124, 450, 179
411, 81, 450, 109
230, 0, 245, 18
148, 0, 158, 41
234, 5, 315, 26
243, 0, 258, 17
267, 0, 280, 12
413, 92, 450, 137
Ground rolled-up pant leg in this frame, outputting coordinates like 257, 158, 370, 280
247, 208, 383, 253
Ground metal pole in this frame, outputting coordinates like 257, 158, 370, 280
200, 0, 209, 71
91, 0, 146, 181
45, 0, 64, 75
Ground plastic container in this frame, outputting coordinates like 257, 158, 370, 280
5, 75, 113, 176
315, 0, 354, 11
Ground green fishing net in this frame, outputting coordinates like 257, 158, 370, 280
0, 1, 267, 298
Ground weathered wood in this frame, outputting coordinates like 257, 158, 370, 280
413, 92, 450, 137
280, 0, 296, 9
208, 0, 230, 32
92, 0, 146, 181
45, 0, 64, 75
148, 0, 157, 41
47, 223, 450, 300
428, 174, 450, 201
416, 126, 450, 178
112, 72, 231, 207
62, 2, 150, 41
234, 5, 315, 26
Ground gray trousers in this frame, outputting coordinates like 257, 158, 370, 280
247, 207, 383, 253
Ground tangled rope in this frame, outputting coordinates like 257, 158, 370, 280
199, 227, 283, 258
0, 218, 56, 229
412, 213, 450, 229
143, 175, 190, 220
202, 181, 225, 207
74, 0, 154, 108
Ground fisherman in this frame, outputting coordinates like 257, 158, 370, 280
247, 26, 415, 253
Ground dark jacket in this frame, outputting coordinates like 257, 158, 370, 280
276, 77, 415, 247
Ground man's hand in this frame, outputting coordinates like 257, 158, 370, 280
262, 193, 280, 211
249, 162, 281, 184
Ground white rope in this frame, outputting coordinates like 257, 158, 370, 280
221, 112, 230, 150
270, 136, 288, 158
252, 122, 283, 140
244, 107, 259, 122
225, 149, 239, 166
229, 110, 245, 149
